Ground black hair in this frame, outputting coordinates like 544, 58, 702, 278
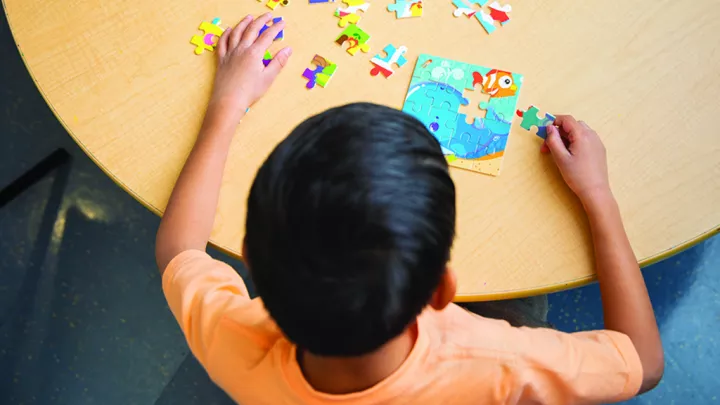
245, 103, 456, 356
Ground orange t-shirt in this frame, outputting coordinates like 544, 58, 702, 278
163, 250, 643, 404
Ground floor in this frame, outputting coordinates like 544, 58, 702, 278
1, 10, 718, 405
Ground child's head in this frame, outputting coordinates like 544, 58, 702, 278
245, 103, 456, 356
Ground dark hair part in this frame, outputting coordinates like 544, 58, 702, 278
245, 103, 456, 356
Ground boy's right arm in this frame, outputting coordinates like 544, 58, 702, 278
544, 116, 664, 394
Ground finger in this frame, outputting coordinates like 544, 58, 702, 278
241, 13, 274, 46
545, 125, 571, 160
217, 27, 231, 58
264, 47, 293, 77
579, 120, 590, 129
230, 15, 253, 49
254, 19, 285, 50
540, 140, 550, 154
554, 115, 582, 135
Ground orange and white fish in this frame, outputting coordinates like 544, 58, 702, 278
472, 69, 517, 98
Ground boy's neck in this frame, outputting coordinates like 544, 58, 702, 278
298, 323, 418, 395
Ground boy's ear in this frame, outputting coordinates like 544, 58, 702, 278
430, 267, 456, 310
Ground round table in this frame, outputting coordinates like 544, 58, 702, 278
4, 0, 719, 300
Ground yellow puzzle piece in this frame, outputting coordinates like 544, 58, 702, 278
190, 20, 224, 55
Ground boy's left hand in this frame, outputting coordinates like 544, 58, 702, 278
209, 13, 291, 116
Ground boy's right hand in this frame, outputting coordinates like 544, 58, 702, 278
541, 115, 611, 205
209, 13, 291, 116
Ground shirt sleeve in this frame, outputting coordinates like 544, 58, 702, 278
162, 249, 252, 364
510, 325, 644, 404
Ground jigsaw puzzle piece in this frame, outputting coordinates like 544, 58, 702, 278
190, 20, 225, 55
452, 0, 488, 17
387, 0, 423, 18
259, 17, 284, 41
335, 0, 370, 27
425, 106, 460, 145
335, 25, 371, 55
266, 0, 289, 10
476, 1, 511, 34
370, 44, 408, 78
426, 82, 469, 111
516, 105, 556, 139
411, 54, 470, 91
302, 55, 337, 89
263, 50, 273, 67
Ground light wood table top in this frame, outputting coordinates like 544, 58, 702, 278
5, 0, 720, 300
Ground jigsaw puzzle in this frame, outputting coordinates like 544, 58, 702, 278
266, 0, 289, 10
334, 0, 370, 27
452, 0, 511, 34
370, 44, 408, 78
302, 54, 337, 89
402, 54, 523, 176
387, 0, 423, 18
263, 50, 273, 67
190, 19, 224, 55
259, 17, 284, 41
335, 24, 371, 55
516, 106, 555, 139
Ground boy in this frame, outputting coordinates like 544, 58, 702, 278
156, 13, 664, 404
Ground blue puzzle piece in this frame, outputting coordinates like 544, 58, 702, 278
259, 17, 284, 41
426, 82, 469, 112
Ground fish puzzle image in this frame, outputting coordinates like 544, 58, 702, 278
402, 54, 523, 176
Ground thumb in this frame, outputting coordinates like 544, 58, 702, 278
265, 47, 292, 77
545, 124, 571, 160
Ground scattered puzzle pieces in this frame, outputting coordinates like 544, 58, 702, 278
266, 0, 289, 10
516, 105, 555, 139
387, 0, 423, 18
334, 0, 370, 27
302, 55, 337, 89
259, 17, 284, 41
370, 44, 408, 78
190, 19, 224, 55
335, 24, 371, 55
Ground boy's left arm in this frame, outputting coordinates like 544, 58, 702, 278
155, 13, 291, 273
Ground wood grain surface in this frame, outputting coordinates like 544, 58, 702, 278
4, 0, 720, 299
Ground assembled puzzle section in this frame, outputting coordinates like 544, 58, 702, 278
189, 18, 224, 55
335, 24, 371, 55
334, 0, 370, 27
302, 54, 337, 89
402, 54, 523, 176
388, 0, 423, 18
370, 44, 408, 78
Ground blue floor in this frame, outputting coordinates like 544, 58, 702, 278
1, 10, 718, 404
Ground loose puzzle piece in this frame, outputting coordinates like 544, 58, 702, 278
266, 0, 289, 10
259, 17, 285, 41
263, 50, 273, 67
370, 44, 408, 78
334, 0, 370, 27
516, 105, 555, 139
302, 55, 337, 89
387, 0, 423, 18
477, 1, 511, 34
190, 19, 225, 55
402, 54, 523, 176
451, 0, 487, 18
335, 25, 371, 55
